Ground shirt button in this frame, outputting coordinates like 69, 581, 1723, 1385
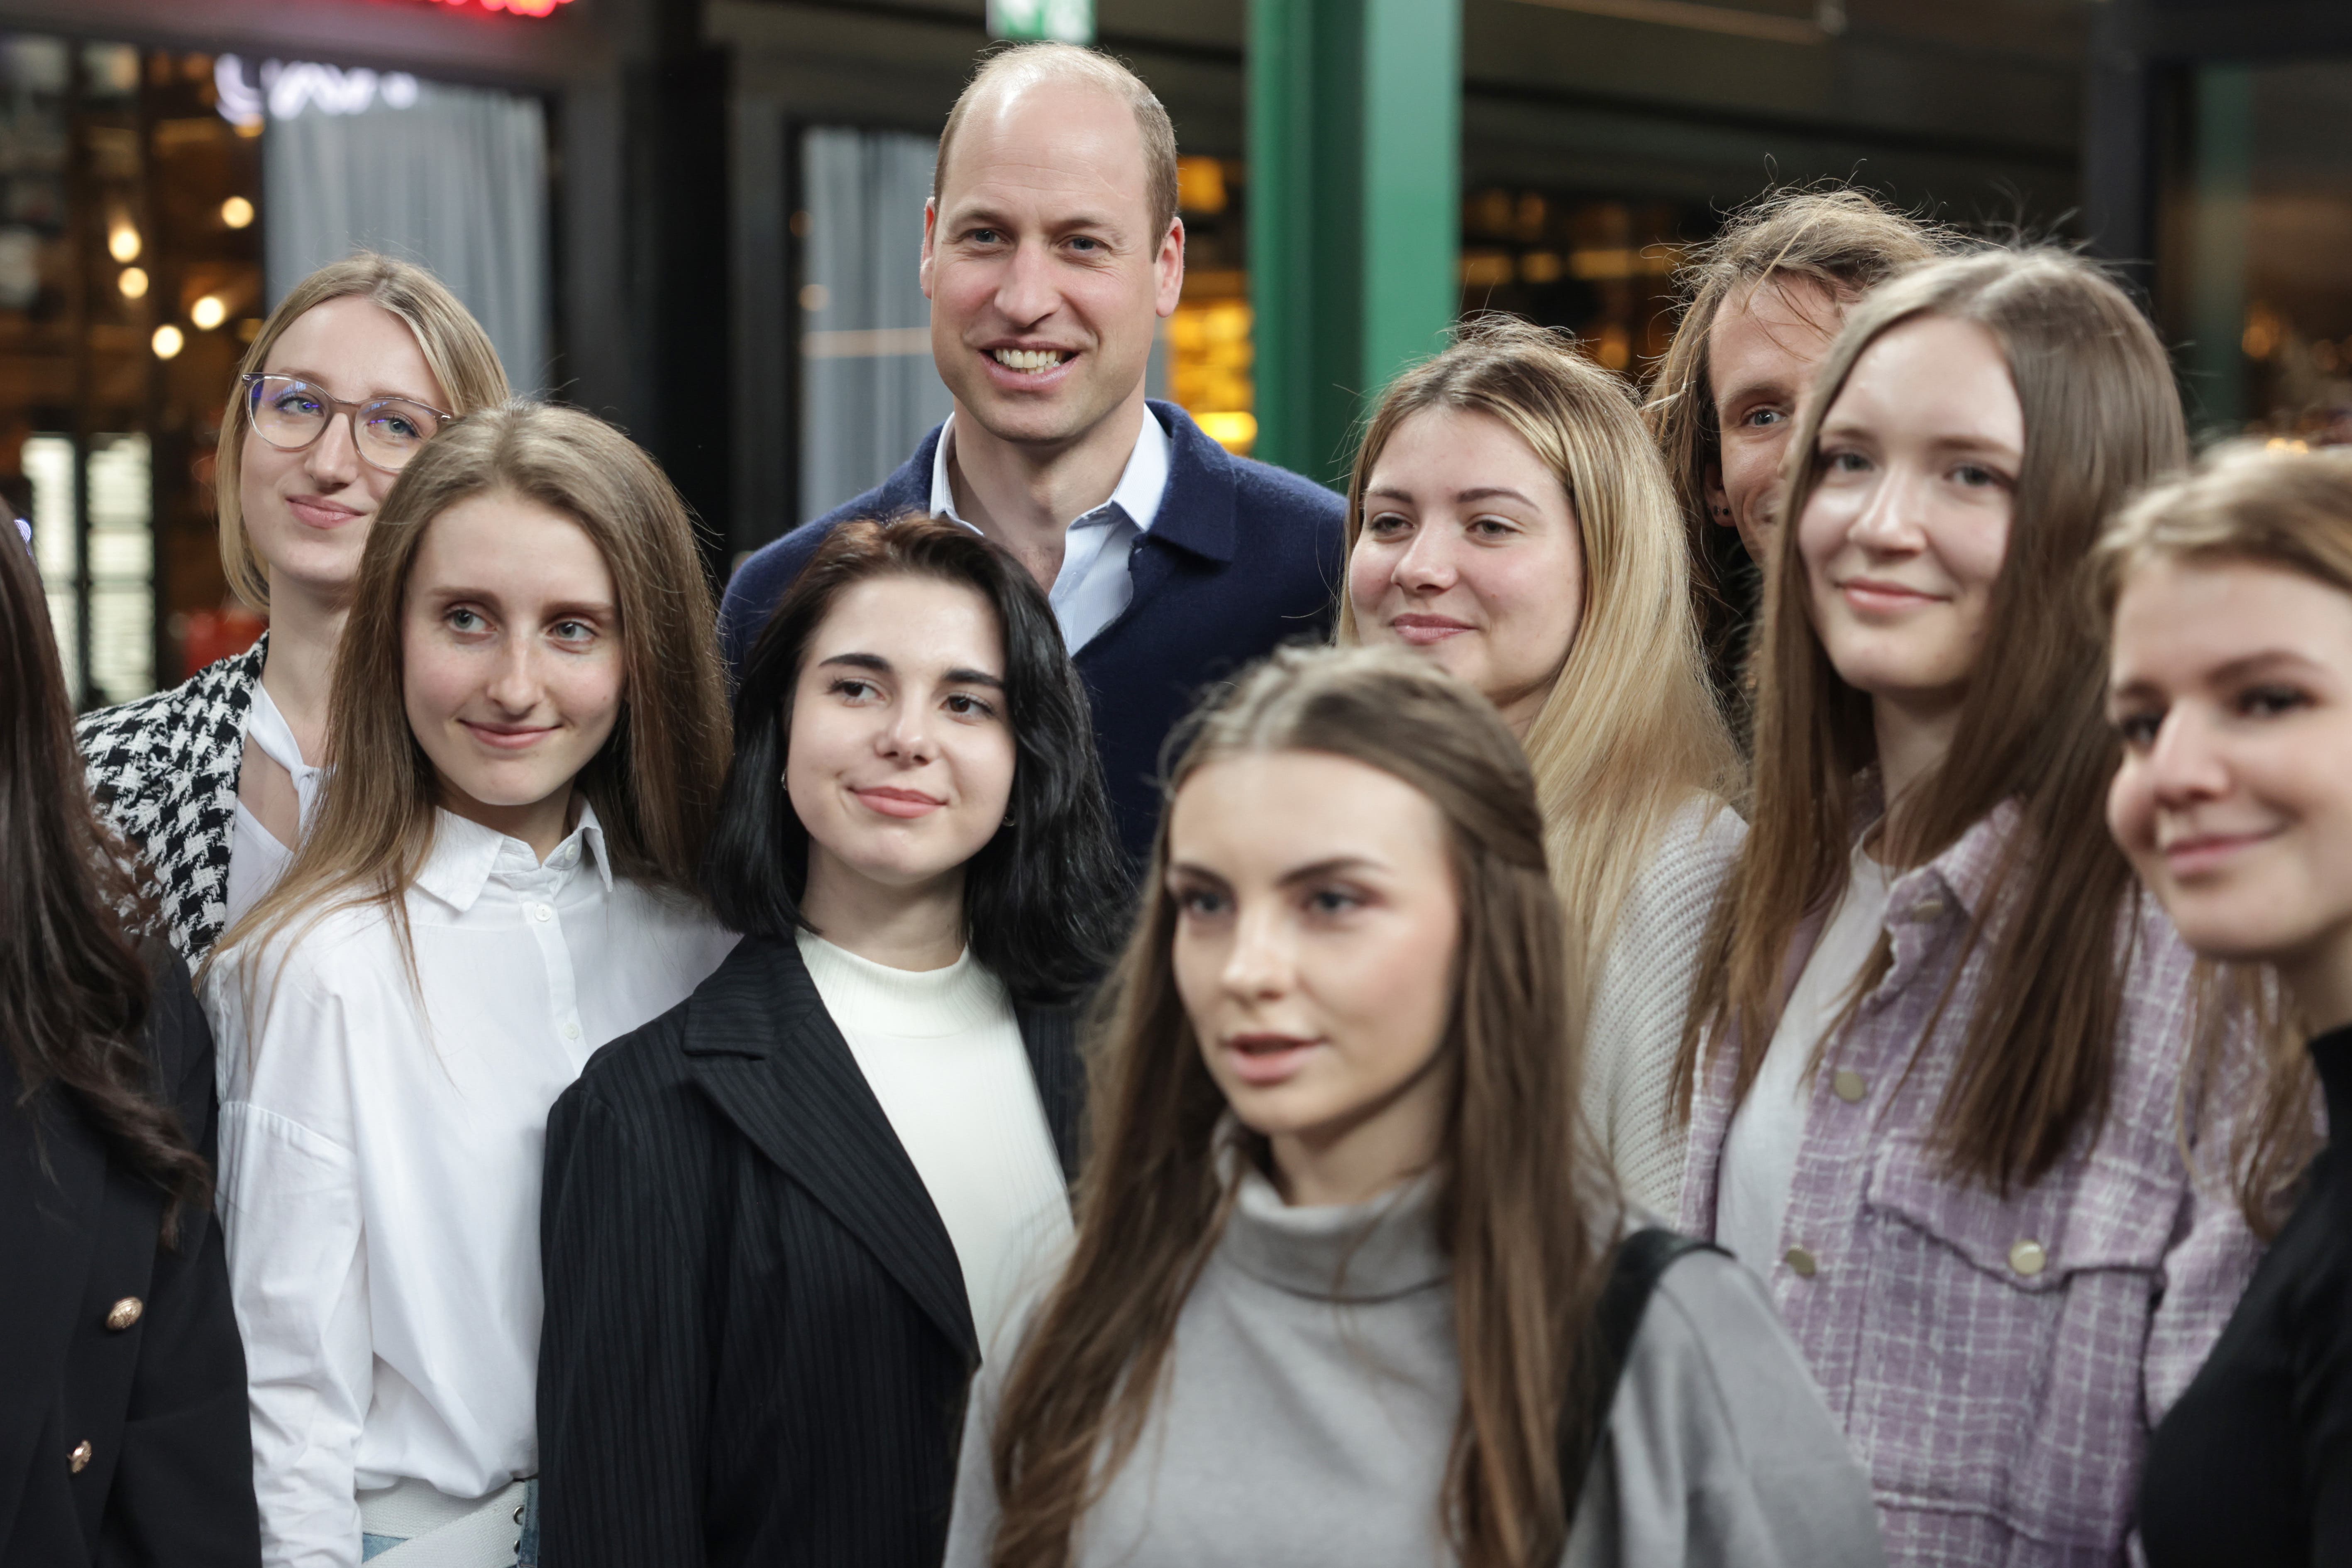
563, 1021, 580, 1040
1784, 1246, 1818, 1279
1910, 898, 1946, 923
68, 1440, 92, 1473
533, 904, 553, 923
1832, 1068, 1866, 1103
104, 1297, 144, 1331
2009, 1239, 2048, 1277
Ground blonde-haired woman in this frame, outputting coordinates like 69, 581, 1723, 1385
2096, 446, 2352, 1567
1342, 316, 1740, 1212
204, 401, 737, 1566
80, 252, 508, 965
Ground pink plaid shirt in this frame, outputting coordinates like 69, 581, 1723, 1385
1678, 802, 2264, 1567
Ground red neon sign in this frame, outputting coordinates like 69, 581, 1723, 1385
423, 0, 574, 17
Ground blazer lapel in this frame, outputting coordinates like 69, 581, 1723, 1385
0, 1081, 106, 1546
683, 938, 978, 1359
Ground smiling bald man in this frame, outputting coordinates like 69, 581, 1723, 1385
721, 44, 1345, 862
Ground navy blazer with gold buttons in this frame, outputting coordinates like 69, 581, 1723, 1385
0, 942, 259, 1567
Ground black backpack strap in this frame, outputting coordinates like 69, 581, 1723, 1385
1588, 1228, 1726, 1436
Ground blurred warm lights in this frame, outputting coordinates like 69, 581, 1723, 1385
151, 324, 185, 359
191, 295, 228, 330
107, 220, 142, 264
1195, 411, 1258, 451
221, 196, 255, 230
117, 266, 149, 300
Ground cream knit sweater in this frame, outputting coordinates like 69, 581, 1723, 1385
1580, 797, 1748, 1216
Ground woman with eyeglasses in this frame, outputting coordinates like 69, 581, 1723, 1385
78, 254, 508, 967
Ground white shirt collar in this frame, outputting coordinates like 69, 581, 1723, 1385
927, 404, 1170, 537
413, 797, 613, 913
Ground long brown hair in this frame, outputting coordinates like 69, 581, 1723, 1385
1644, 188, 1949, 702
1339, 317, 1738, 1013
1675, 248, 2190, 1193
987, 645, 1617, 1568
2093, 442, 2352, 1230
218, 252, 510, 611
212, 401, 731, 992
2, 527, 211, 1237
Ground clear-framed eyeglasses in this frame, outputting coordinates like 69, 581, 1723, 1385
240, 372, 454, 474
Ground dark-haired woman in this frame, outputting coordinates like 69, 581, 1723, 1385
944, 644, 1879, 1568
0, 524, 259, 1565
535, 514, 1129, 1568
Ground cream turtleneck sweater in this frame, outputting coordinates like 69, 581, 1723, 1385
795, 931, 1073, 1357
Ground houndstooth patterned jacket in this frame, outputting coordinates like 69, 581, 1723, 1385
76, 637, 266, 965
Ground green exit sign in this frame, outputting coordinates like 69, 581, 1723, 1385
987, 0, 1093, 43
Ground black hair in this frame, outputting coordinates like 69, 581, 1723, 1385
706, 513, 1130, 1006
0, 522, 210, 1239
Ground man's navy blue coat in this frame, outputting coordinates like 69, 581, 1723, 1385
720, 402, 1346, 860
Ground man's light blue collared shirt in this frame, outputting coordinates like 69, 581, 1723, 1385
927, 406, 1171, 655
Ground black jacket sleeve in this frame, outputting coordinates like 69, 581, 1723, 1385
536, 1073, 712, 1568
99, 949, 259, 1567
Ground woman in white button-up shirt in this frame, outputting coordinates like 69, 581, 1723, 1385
202, 402, 738, 1568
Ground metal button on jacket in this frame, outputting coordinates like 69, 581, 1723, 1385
2009, 1239, 2048, 1277
68, 1441, 92, 1474
1832, 1068, 1866, 1103
1784, 1245, 1819, 1279
105, 1296, 144, 1331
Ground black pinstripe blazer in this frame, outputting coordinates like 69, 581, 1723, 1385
535, 933, 1082, 1568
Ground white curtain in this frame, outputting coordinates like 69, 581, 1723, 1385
265, 78, 549, 394
799, 127, 954, 519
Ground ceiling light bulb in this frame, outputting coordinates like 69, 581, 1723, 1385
191, 295, 227, 330
117, 266, 149, 300
220, 195, 255, 230
108, 222, 141, 264
151, 324, 184, 359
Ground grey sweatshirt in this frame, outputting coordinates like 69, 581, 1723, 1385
943, 1163, 1884, 1568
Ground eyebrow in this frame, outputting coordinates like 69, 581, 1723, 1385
1816, 415, 2019, 461
2109, 648, 2328, 702
421, 586, 617, 620
947, 199, 1125, 238
817, 650, 1005, 689
269, 367, 442, 407
1363, 484, 1542, 508
2208, 649, 2326, 681
1167, 854, 1386, 887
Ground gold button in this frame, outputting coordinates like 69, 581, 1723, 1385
105, 1297, 144, 1331
2009, 1239, 2048, 1277
1832, 1068, 1866, 1103
68, 1441, 92, 1474
1784, 1246, 1818, 1278
1910, 899, 1946, 923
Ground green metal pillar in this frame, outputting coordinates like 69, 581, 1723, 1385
1249, 0, 1461, 484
